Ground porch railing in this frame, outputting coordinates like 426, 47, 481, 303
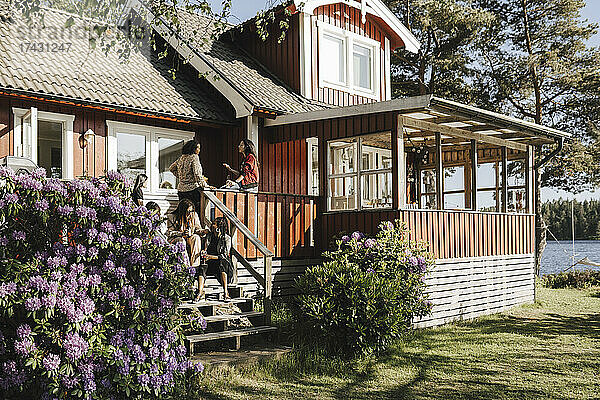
209, 190, 320, 259
321, 209, 535, 260
203, 190, 274, 324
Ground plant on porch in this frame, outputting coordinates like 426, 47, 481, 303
292, 221, 434, 357
0, 168, 205, 399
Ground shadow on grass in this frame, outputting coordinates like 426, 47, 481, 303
473, 312, 600, 340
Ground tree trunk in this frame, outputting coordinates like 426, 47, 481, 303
534, 163, 546, 276
521, 0, 545, 275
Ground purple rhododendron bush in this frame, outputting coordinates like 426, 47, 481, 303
0, 168, 204, 399
292, 221, 434, 357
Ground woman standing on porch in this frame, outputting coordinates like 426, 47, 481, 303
223, 138, 259, 192
169, 140, 208, 225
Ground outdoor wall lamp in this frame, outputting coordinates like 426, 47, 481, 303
79, 129, 95, 176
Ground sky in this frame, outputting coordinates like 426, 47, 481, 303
210, 1, 600, 202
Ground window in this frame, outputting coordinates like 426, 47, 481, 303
318, 21, 380, 98
443, 166, 465, 209
12, 107, 75, 179
158, 137, 185, 190
107, 121, 194, 192
306, 138, 320, 196
117, 132, 146, 183
420, 169, 437, 209
327, 132, 392, 211
477, 162, 501, 212
321, 34, 346, 85
507, 159, 526, 213
353, 44, 372, 90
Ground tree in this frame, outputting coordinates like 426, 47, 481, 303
470, 0, 600, 274
385, 0, 494, 102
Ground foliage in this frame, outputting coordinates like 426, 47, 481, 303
292, 221, 434, 357
541, 199, 600, 240
387, 0, 494, 101
541, 270, 600, 289
0, 168, 205, 399
470, 0, 600, 192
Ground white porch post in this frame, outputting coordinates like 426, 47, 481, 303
397, 115, 406, 209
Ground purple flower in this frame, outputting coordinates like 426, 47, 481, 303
364, 238, 377, 248
0, 282, 18, 298
366, 268, 375, 274
43, 353, 60, 371
351, 231, 364, 241
153, 269, 165, 280
63, 332, 88, 361
12, 231, 26, 241
408, 256, 419, 267
57, 205, 73, 216
97, 232, 109, 245
341, 235, 350, 243
131, 238, 142, 250
0, 236, 7, 246
138, 373, 150, 386
14, 338, 36, 356
34, 199, 49, 212
114, 266, 127, 278
193, 362, 204, 374
4, 193, 19, 204
121, 285, 135, 299
16, 324, 32, 339
100, 221, 116, 234
87, 246, 99, 259
188, 266, 196, 277
88, 274, 101, 286
41, 295, 57, 308
25, 297, 42, 312
80, 297, 95, 315
381, 221, 394, 231
31, 168, 46, 179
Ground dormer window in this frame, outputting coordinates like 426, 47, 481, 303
317, 21, 380, 99
321, 33, 346, 85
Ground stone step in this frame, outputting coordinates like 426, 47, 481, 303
187, 326, 277, 353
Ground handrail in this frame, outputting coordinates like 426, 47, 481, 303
203, 190, 274, 258
203, 190, 273, 324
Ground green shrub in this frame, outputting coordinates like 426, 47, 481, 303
541, 270, 600, 289
292, 221, 434, 357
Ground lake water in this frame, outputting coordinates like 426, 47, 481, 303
540, 240, 600, 275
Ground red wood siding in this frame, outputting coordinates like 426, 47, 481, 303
313, 4, 389, 105
263, 111, 397, 196
321, 210, 535, 260
0, 94, 234, 181
238, 13, 302, 93
213, 190, 319, 259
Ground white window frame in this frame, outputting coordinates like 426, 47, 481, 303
327, 131, 393, 212
106, 121, 195, 193
12, 107, 75, 179
306, 137, 319, 196
317, 20, 381, 99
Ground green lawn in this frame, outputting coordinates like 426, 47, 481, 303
195, 287, 600, 400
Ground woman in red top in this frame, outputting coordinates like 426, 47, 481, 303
223, 139, 259, 192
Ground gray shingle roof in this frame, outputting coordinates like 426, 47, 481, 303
0, 7, 233, 122
174, 10, 328, 115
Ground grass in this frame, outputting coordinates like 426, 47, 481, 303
193, 287, 600, 400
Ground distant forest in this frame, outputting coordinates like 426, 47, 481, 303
542, 199, 600, 241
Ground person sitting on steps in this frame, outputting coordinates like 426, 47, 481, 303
223, 138, 259, 192
167, 199, 204, 287
197, 217, 234, 302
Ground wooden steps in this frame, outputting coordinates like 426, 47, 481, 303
179, 292, 276, 354
187, 326, 277, 354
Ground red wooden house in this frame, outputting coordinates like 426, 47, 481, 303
0, 0, 569, 328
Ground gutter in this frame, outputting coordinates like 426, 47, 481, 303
534, 137, 564, 169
